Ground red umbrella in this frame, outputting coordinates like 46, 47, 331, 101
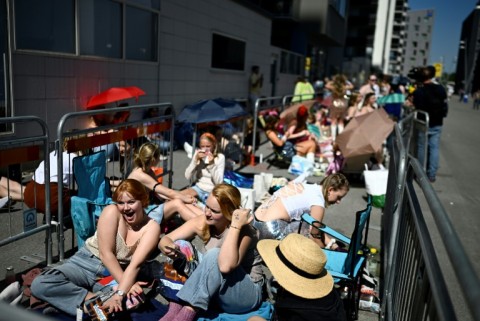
85, 86, 146, 109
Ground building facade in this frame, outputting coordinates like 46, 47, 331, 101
0, 0, 347, 139
455, 2, 480, 95
402, 9, 434, 76
343, 0, 409, 87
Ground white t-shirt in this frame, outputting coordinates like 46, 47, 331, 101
277, 182, 325, 220
34, 151, 76, 185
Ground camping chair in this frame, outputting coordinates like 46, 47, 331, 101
70, 151, 112, 247
297, 195, 373, 320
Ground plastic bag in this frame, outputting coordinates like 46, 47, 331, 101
364, 164, 388, 208
288, 155, 314, 176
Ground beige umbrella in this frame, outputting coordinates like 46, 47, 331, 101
336, 108, 394, 158
280, 99, 317, 119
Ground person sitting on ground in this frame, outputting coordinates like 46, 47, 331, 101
143, 107, 175, 153
127, 142, 202, 223
243, 116, 260, 160
31, 179, 161, 317
181, 132, 225, 202
158, 183, 264, 321
285, 105, 317, 163
0, 148, 78, 218
253, 173, 349, 249
262, 114, 295, 162
248, 233, 347, 321
87, 105, 118, 162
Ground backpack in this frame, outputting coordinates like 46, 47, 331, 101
223, 141, 243, 163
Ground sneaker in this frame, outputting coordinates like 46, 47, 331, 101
0, 196, 10, 208
183, 142, 193, 158
428, 177, 436, 183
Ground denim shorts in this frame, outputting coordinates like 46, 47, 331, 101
147, 203, 165, 224
191, 185, 210, 203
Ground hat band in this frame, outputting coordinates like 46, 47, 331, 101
276, 246, 320, 279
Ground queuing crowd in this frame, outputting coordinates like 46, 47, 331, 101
0, 65, 449, 321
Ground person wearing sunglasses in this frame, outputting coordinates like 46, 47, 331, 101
31, 179, 161, 317
359, 74, 380, 98
158, 183, 264, 321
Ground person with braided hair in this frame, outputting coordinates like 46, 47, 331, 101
127, 142, 202, 223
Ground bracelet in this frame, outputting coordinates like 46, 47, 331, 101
230, 225, 241, 230
153, 182, 161, 192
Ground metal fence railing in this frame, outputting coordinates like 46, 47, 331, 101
56, 103, 176, 260
249, 95, 318, 166
0, 116, 53, 265
382, 113, 480, 321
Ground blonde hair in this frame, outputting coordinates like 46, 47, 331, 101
320, 173, 349, 208
199, 132, 218, 157
134, 142, 160, 171
331, 74, 348, 98
200, 183, 241, 243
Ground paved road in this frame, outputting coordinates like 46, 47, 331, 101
419, 96, 480, 321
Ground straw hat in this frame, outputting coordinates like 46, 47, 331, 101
257, 233, 333, 299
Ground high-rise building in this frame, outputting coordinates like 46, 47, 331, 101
455, 2, 480, 94
344, 0, 409, 86
402, 9, 435, 76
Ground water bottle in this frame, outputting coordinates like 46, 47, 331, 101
359, 292, 381, 313
367, 247, 380, 277
5, 266, 15, 284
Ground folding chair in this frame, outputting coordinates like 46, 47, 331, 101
70, 151, 112, 247
298, 195, 373, 320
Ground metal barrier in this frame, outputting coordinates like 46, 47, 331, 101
382, 114, 480, 321
56, 103, 175, 261
0, 116, 53, 265
250, 96, 298, 166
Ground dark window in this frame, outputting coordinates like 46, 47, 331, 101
129, 0, 161, 10
126, 6, 158, 61
80, 0, 122, 58
211, 33, 245, 71
15, 0, 75, 53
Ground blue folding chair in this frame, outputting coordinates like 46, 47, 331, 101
298, 195, 373, 320
70, 151, 113, 247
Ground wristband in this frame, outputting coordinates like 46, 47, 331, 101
230, 225, 241, 230
153, 182, 161, 192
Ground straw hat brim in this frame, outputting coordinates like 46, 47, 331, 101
258, 239, 334, 299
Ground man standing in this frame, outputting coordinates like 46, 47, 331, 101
413, 66, 448, 183
359, 74, 380, 97
249, 65, 263, 112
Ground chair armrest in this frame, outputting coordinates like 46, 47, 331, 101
300, 213, 351, 245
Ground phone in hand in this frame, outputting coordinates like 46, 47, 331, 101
165, 246, 186, 258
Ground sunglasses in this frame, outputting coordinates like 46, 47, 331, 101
369, 78, 377, 81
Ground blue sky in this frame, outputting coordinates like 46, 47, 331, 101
408, 0, 477, 73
